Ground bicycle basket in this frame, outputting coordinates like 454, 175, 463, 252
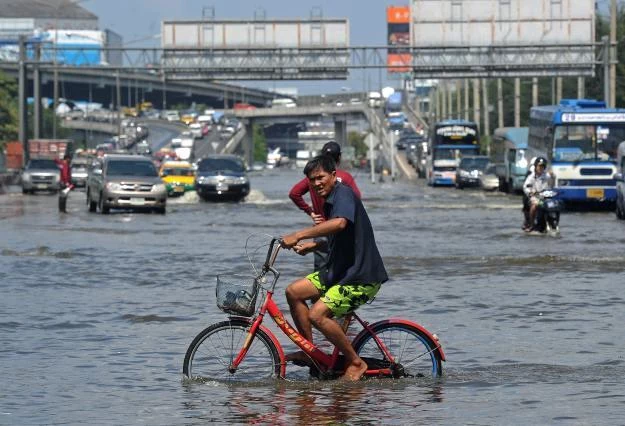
215, 275, 260, 317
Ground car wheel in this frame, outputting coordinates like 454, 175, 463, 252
99, 192, 110, 214
617, 195, 625, 220
155, 207, 166, 215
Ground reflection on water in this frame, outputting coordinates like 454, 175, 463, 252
1, 170, 624, 424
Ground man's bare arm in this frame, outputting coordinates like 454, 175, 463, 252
281, 217, 348, 248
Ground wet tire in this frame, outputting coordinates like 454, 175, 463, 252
98, 193, 110, 214
352, 321, 443, 378
87, 190, 97, 213
183, 319, 283, 382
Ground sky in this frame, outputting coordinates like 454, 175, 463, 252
83, 0, 410, 95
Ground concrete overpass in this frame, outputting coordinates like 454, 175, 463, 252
0, 63, 277, 109
229, 103, 397, 170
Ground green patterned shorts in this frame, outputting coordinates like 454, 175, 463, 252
306, 271, 381, 317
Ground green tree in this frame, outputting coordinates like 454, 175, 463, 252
347, 131, 368, 159
252, 124, 267, 162
0, 71, 18, 148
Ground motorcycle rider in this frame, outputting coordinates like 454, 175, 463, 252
523, 157, 553, 231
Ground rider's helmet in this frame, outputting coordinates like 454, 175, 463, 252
534, 157, 548, 168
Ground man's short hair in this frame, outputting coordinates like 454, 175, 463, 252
304, 155, 336, 177
321, 141, 342, 163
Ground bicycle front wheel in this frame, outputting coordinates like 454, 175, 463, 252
352, 321, 443, 378
183, 319, 283, 382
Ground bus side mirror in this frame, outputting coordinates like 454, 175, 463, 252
615, 173, 624, 182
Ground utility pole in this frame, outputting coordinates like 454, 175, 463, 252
577, 77, 585, 99
435, 86, 440, 122
441, 82, 447, 119
556, 77, 563, 104
514, 78, 521, 128
456, 80, 461, 119
473, 79, 480, 130
116, 71, 122, 136
18, 36, 28, 165
603, 36, 610, 105
482, 79, 490, 154
610, 0, 617, 107
497, 79, 504, 129
464, 79, 469, 121
532, 78, 538, 107
33, 43, 42, 139
447, 82, 454, 118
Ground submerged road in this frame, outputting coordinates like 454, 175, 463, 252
1, 169, 624, 424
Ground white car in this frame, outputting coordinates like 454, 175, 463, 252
161, 110, 180, 122
189, 123, 203, 139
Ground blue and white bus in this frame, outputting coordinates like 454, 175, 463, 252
427, 120, 480, 186
528, 99, 623, 204
491, 127, 529, 193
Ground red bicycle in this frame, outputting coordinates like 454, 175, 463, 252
183, 237, 445, 381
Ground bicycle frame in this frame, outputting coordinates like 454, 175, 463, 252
229, 238, 426, 378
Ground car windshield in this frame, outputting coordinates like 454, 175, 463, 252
107, 160, 157, 177
460, 158, 490, 170
28, 159, 58, 170
162, 168, 194, 177
553, 124, 625, 162
485, 165, 497, 174
198, 158, 244, 173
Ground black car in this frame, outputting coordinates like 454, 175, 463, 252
455, 155, 491, 189
195, 155, 250, 202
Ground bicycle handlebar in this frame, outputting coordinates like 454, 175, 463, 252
263, 238, 282, 270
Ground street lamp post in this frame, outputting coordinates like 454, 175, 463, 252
52, 0, 90, 138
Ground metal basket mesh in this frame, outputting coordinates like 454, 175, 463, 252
216, 275, 260, 317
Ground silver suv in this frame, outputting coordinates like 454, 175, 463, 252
86, 154, 167, 214
22, 158, 60, 194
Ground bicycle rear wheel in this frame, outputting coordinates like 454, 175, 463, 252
183, 319, 283, 382
352, 321, 443, 378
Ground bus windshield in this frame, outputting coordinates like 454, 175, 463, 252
553, 124, 624, 162
434, 147, 478, 161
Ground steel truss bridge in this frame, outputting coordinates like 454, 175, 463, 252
2, 43, 603, 80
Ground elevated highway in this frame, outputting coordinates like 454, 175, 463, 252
0, 63, 277, 108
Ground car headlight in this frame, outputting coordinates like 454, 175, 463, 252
106, 182, 122, 191
239, 176, 248, 184
22, 173, 31, 182
459, 170, 470, 177
152, 183, 166, 193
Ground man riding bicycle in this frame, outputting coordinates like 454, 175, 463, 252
281, 155, 388, 381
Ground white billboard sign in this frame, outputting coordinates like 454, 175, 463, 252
410, 0, 595, 78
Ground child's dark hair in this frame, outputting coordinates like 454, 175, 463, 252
303, 155, 336, 176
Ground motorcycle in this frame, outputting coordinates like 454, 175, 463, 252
527, 190, 563, 235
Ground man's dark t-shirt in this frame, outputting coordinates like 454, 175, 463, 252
321, 182, 388, 286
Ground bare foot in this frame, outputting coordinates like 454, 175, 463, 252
285, 351, 311, 367
340, 359, 368, 381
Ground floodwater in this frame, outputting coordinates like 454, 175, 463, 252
1, 168, 624, 425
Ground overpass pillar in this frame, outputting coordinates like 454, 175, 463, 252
334, 119, 347, 147
243, 120, 254, 167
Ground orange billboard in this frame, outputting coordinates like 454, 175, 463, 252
387, 6, 411, 73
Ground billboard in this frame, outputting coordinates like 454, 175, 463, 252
410, 0, 595, 78
161, 19, 349, 80
387, 6, 411, 74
